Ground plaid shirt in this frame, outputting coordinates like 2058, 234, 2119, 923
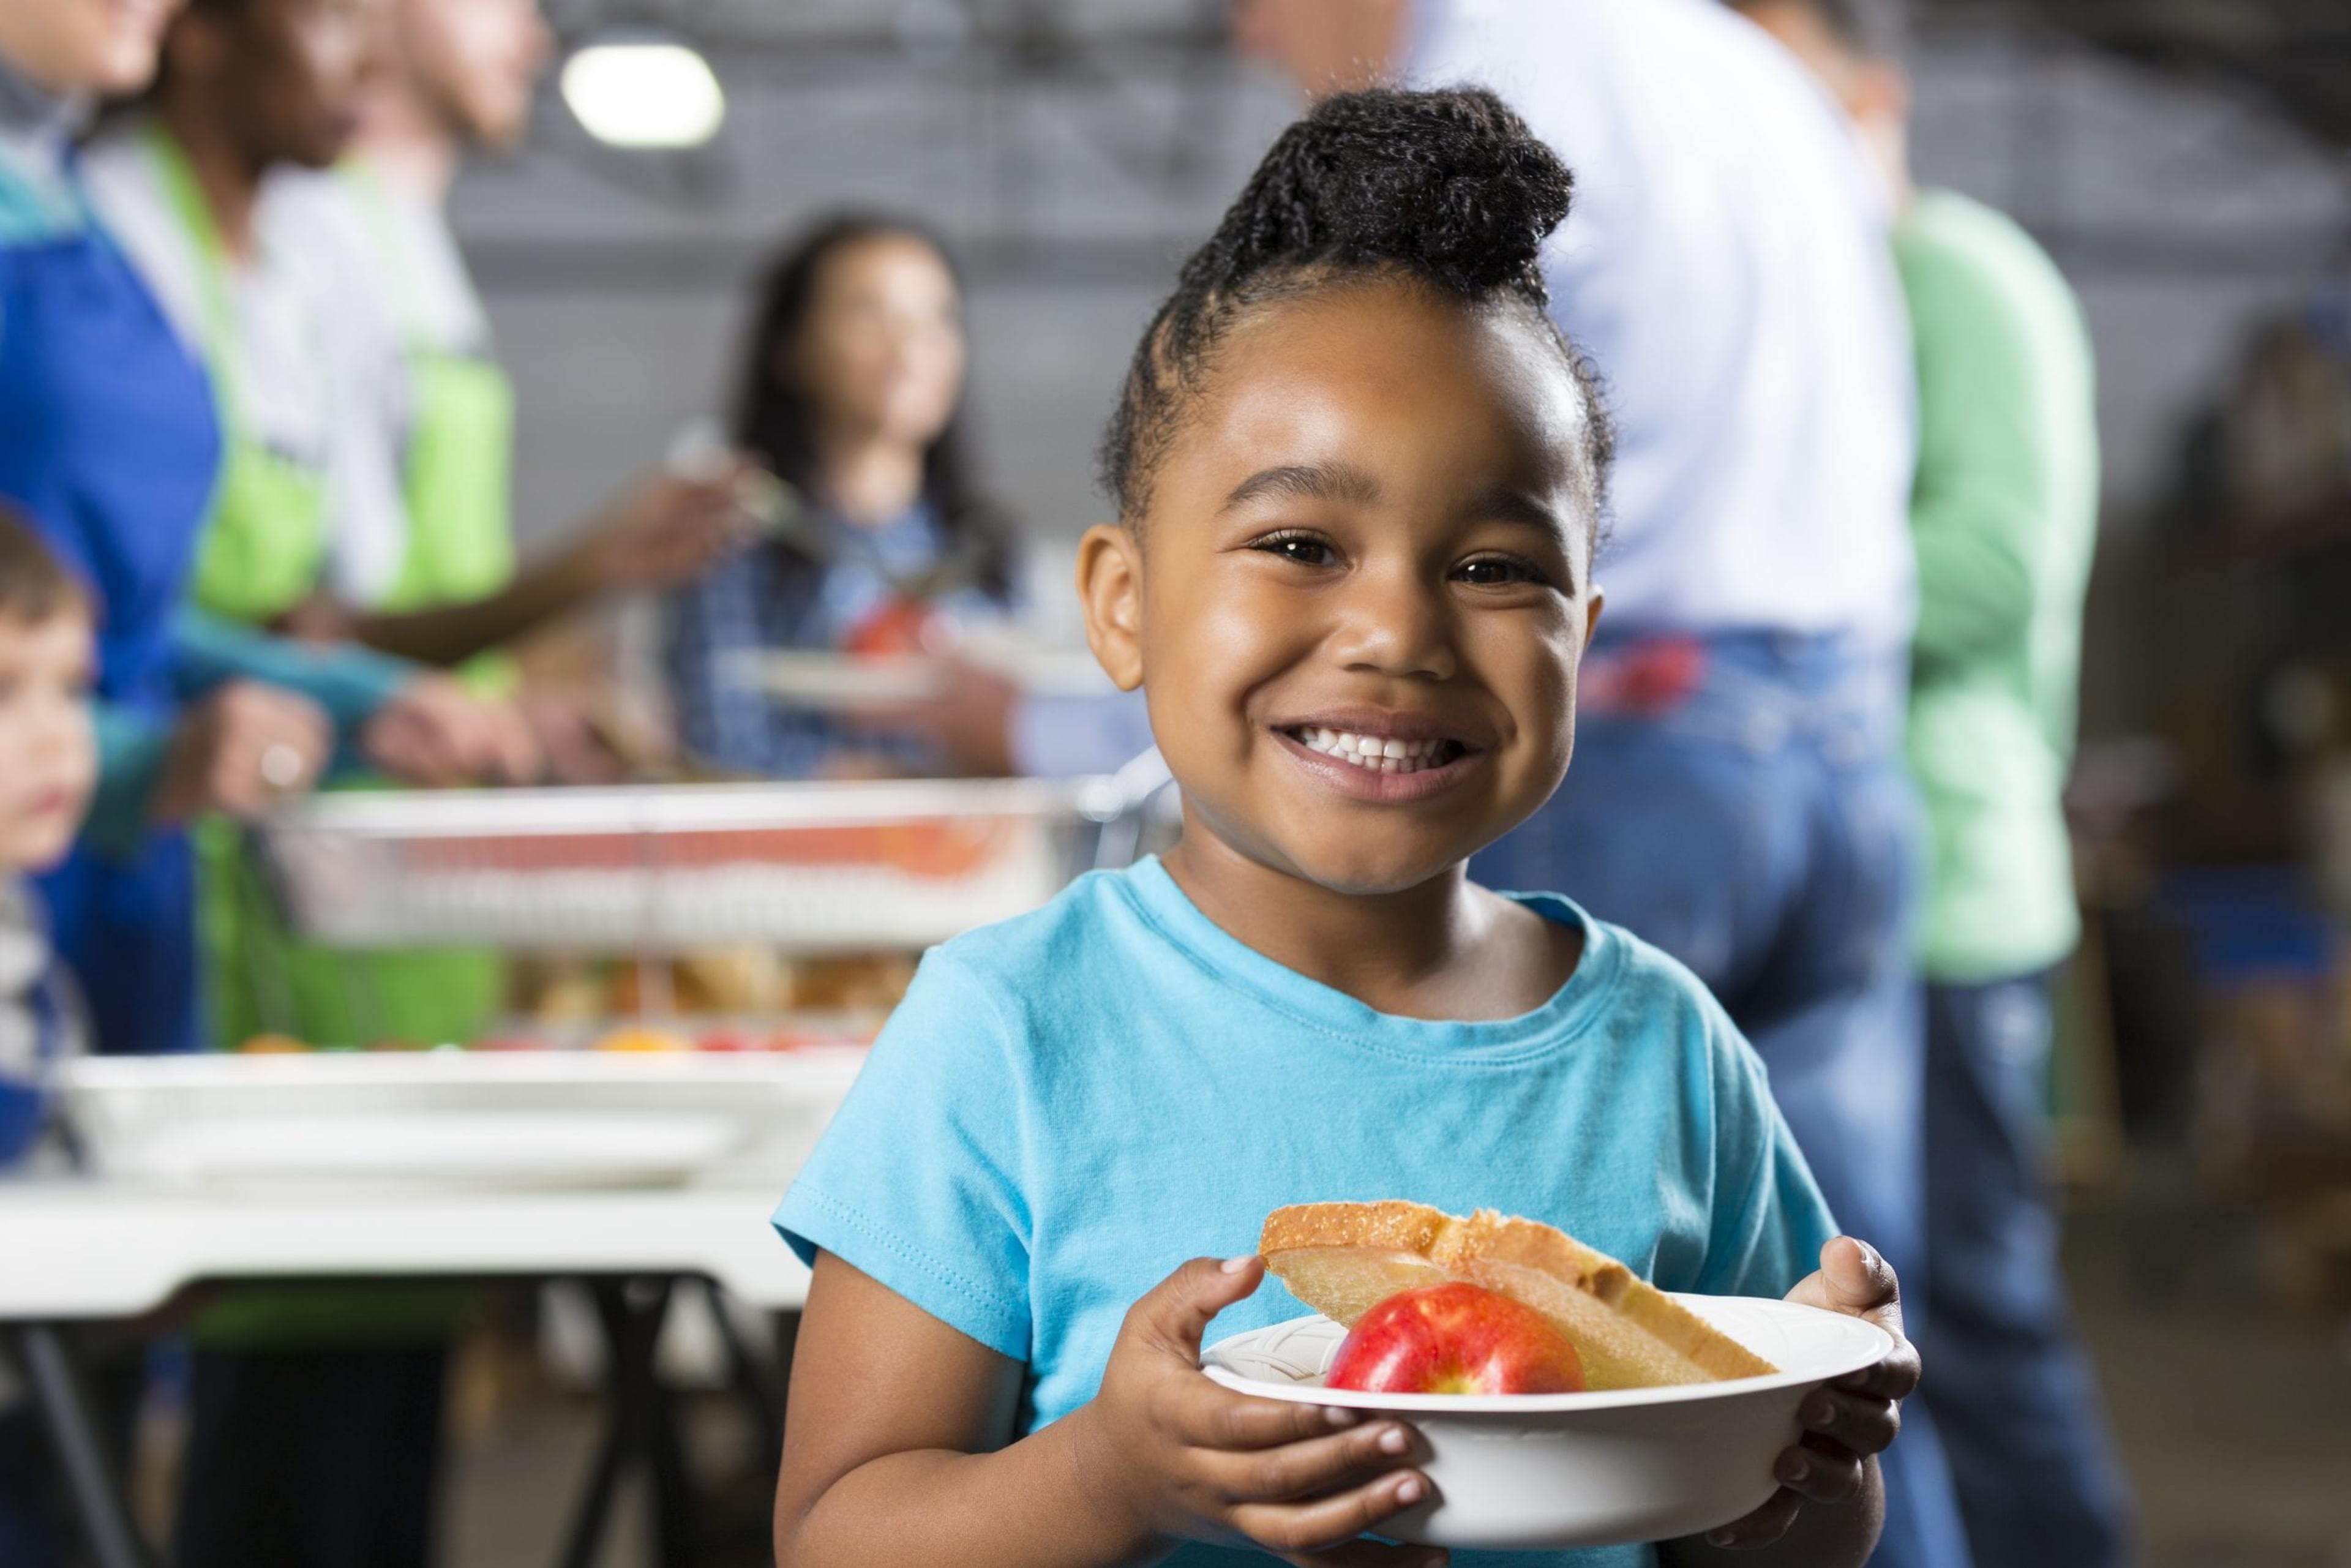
664, 502, 1013, 778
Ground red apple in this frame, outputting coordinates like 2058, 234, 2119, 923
1324, 1282, 1585, 1395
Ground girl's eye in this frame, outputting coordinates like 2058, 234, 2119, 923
1455, 554, 1550, 588
1251, 532, 1339, 568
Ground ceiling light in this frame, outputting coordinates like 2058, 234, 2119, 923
561, 38, 726, 150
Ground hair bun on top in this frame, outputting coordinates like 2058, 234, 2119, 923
1185, 86, 1573, 302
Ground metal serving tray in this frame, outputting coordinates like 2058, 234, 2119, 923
57, 1048, 868, 1191
251, 777, 1142, 952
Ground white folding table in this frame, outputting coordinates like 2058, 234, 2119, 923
0, 1178, 810, 1568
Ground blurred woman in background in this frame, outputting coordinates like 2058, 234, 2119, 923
667, 213, 1021, 779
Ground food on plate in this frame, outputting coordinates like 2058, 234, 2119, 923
1324, 1281, 1584, 1395
694, 1028, 759, 1053
1260, 1201, 1777, 1391
592, 1025, 694, 1053
367, 1038, 432, 1052
233, 1033, 308, 1054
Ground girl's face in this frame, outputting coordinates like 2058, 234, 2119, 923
0, 609, 97, 875
1081, 277, 1603, 896
785, 234, 968, 453
0, 0, 184, 97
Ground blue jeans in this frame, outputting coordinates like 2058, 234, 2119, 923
1921, 975, 2132, 1568
1472, 631, 1972, 1568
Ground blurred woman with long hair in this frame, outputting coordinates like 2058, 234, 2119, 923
667, 212, 1020, 778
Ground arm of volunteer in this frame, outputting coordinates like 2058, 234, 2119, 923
1906, 249, 2070, 675
336, 551, 601, 667
336, 474, 748, 668
169, 608, 413, 732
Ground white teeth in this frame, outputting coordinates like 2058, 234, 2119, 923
1292, 727, 1456, 775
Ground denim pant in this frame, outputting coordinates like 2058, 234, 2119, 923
1472, 631, 1973, 1568
1921, 975, 2132, 1568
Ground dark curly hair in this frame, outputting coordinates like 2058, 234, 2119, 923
732, 212, 1018, 600
1099, 87, 1612, 534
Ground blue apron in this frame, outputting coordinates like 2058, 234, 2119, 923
0, 165, 224, 1057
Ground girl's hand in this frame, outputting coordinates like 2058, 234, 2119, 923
1706, 1237, 1918, 1550
1068, 1255, 1447, 1568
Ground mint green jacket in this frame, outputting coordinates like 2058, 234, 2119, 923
1898, 189, 2099, 982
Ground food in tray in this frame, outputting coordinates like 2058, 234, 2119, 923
514, 959, 608, 1025
786, 953, 917, 1013
403, 817, 1018, 879
473, 1033, 555, 1052
516, 951, 917, 1022
1260, 1201, 1777, 1391
592, 1026, 694, 1053
1325, 1281, 1586, 1395
233, 1033, 310, 1054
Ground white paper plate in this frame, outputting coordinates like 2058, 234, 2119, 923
1201, 1296, 1891, 1549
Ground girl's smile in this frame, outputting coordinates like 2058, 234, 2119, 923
1272, 707, 1491, 803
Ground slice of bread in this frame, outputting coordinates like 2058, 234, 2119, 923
1259, 1201, 1778, 1390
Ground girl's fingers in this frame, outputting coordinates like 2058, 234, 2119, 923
1771, 1435, 1865, 1506
1800, 1386, 1901, 1454
1198, 1419, 1422, 1502
1834, 1343, 1921, 1402
1129, 1256, 1266, 1358
1231, 1469, 1431, 1557
1171, 1378, 1363, 1451
1704, 1486, 1802, 1550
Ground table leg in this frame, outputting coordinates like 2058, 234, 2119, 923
700, 1279, 784, 1469
6, 1324, 154, 1568
555, 1277, 696, 1568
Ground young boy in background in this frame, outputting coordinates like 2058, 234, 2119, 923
0, 508, 100, 1562
0, 508, 96, 1163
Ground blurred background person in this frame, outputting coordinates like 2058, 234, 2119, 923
667, 212, 1024, 779
1234, 3, 1965, 1566
1733, 2, 2131, 1564
0, 511, 99, 1566
262, 0, 749, 699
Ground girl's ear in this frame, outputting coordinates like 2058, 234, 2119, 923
1076, 523, 1146, 692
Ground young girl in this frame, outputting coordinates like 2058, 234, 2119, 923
666, 213, 1021, 779
771, 91, 1918, 1568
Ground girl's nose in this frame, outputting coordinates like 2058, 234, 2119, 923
1330, 563, 1457, 682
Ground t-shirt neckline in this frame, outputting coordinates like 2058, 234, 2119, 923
1115, 854, 1621, 1066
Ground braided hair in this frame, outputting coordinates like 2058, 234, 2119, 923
1099, 87, 1612, 531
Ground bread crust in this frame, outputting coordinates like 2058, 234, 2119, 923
1258, 1201, 1777, 1387
1258, 1201, 1452, 1259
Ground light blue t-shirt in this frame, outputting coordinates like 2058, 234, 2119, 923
776, 857, 1837, 1568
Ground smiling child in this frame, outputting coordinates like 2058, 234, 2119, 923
770, 89, 1918, 1568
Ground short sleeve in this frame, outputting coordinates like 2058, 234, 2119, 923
774, 950, 1033, 1360
1693, 1021, 1839, 1299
